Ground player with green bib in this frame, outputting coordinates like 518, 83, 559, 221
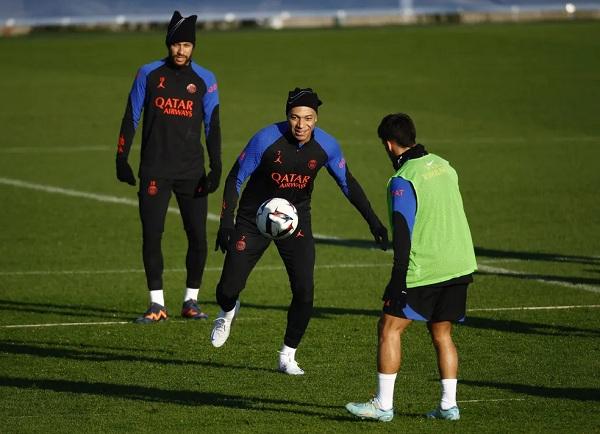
346, 113, 477, 422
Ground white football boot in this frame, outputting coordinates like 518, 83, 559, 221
211, 300, 240, 348
278, 351, 305, 375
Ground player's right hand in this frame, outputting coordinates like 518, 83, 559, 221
369, 221, 389, 251
116, 158, 136, 186
215, 226, 235, 253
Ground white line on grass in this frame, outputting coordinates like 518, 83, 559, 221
468, 304, 600, 312
477, 264, 600, 294
0, 176, 220, 221
0, 176, 341, 237
1, 305, 599, 329
1, 321, 130, 328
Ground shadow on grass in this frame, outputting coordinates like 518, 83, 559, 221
315, 237, 600, 265
0, 299, 138, 319
463, 316, 600, 338
315, 239, 600, 289
240, 302, 379, 319
0, 340, 275, 373
461, 379, 600, 402
315, 238, 600, 267
0, 376, 346, 419
474, 248, 600, 266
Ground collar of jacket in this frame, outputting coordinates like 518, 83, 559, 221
165, 57, 193, 70
394, 143, 428, 171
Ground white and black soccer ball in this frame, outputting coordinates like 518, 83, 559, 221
256, 198, 299, 240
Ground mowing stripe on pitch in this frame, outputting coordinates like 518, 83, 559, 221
1, 177, 598, 293
0, 146, 110, 153
2, 262, 599, 294
2, 136, 599, 154
1, 305, 599, 329
1, 262, 599, 294
457, 398, 526, 403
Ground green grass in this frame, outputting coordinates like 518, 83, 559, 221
1, 21, 599, 433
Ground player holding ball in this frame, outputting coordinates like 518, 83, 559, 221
211, 88, 388, 375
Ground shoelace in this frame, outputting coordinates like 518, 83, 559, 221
213, 318, 227, 333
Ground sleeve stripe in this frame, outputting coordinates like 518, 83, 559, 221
191, 63, 219, 139
316, 128, 349, 196
390, 177, 417, 236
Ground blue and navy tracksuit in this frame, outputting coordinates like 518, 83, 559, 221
117, 58, 221, 291
217, 121, 381, 347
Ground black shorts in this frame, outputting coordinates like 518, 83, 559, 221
383, 282, 469, 323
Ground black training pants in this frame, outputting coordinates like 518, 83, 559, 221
216, 216, 315, 348
138, 178, 207, 292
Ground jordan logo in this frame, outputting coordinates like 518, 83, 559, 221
157, 76, 166, 89
295, 229, 304, 238
274, 150, 283, 164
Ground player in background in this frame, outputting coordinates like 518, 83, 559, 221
115, 11, 221, 323
211, 88, 388, 375
346, 113, 477, 421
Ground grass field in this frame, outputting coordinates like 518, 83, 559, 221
1, 20, 599, 433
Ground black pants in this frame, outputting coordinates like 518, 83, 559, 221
216, 216, 315, 348
138, 178, 207, 292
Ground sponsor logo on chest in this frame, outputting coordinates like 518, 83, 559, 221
271, 172, 312, 189
154, 96, 194, 118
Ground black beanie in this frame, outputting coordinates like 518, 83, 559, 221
165, 11, 197, 46
286, 88, 323, 114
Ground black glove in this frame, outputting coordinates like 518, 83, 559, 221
205, 170, 220, 194
195, 171, 220, 197
370, 220, 389, 251
116, 158, 136, 186
382, 283, 408, 310
215, 225, 235, 253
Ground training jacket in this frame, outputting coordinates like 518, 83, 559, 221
220, 121, 380, 228
116, 58, 221, 180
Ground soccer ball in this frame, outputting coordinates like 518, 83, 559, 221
256, 198, 299, 240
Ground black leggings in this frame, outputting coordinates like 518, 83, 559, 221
216, 216, 315, 348
138, 178, 207, 292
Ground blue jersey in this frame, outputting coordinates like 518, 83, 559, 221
220, 122, 376, 227
117, 58, 221, 179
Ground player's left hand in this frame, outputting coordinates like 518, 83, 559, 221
116, 158, 136, 186
215, 226, 235, 253
194, 175, 209, 197
370, 221, 389, 251
205, 170, 220, 194
195, 171, 220, 197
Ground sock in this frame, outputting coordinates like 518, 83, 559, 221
375, 372, 397, 411
440, 379, 458, 410
184, 287, 199, 302
149, 290, 164, 307
279, 344, 297, 360
223, 304, 237, 320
